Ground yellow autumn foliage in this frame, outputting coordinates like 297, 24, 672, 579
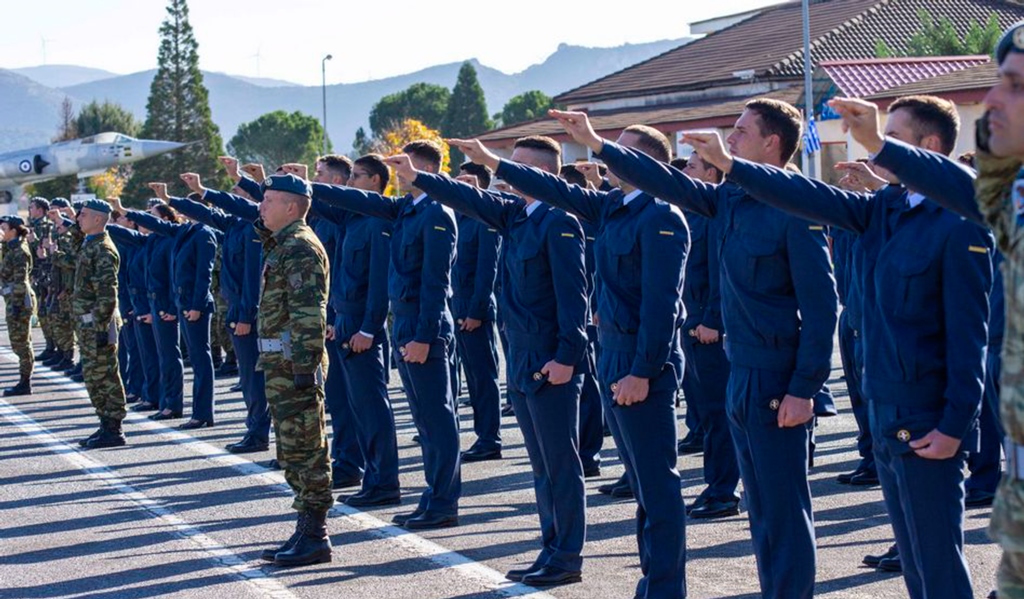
372, 119, 450, 196
90, 167, 130, 200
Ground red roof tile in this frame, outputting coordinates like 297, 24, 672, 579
821, 56, 990, 97
865, 60, 999, 98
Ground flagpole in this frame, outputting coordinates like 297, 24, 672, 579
802, 0, 817, 178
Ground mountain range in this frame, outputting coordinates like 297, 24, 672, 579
0, 37, 692, 155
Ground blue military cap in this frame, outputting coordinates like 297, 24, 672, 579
50, 197, 70, 208
261, 173, 311, 197
30, 196, 50, 210
1, 215, 25, 227
81, 198, 112, 214
997, 20, 1024, 65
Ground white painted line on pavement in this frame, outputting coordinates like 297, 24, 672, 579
7, 349, 557, 599
0, 394, 299, 599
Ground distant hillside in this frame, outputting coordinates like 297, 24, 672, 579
0, 37, 693, 154
11, 65, 120, 89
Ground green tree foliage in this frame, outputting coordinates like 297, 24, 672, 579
444, 62, 492, 166
125, 0, 226, 205
498, 90, 554, 128
228, 110, 329, 172
876, 11, 1003, 57
352, 126, 372, 156
75, 100, 140, 138
369, 82, 450, 138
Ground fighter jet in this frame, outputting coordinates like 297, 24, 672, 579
0, 132, 187, 202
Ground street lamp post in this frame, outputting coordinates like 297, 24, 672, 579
801, 0, 816, 178
321, 54, 333, 156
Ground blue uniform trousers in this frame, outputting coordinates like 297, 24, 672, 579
727, 365, 815, 599
838, 310, 874, 472
508, 344, 585, 573
231, 328, 270, 443
337, 338, 400, 494
967, 349, 1003, 494
181, 309, 215, 423
325, 341, 365, 480
869, 401, 974, 599
682, 337, 737, 502
393, 315, 461, 516
151, 314, 184, 413
578, 328, 604, 472
454, 320, 502, 452
601, 347, 686, 599
119, 318, 144, 398
132, 320, 161, 406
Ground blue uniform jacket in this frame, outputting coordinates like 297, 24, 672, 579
109, 224, 176, 316
110, 236, 136, 319
682, 213, 723, 333
126, 211, 218, 313
597, 141, 838, 400
410, 172, 589, 369
729, 157, 992, 440
493, 160, 687, 385
453, 213, 500, 322
170, 194, 262, 326
311, 183, 456, 347
311, 199, 391, 338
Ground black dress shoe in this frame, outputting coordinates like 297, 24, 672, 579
506, 564, 543, 582
966, 489, 996, 508
258, 459, 281, 470
837, 467, 863, 484
132, 401, 159, 412
677, 436, 704, 455
391, 510, 424, 526
149, 411, 182, 421
344, 489, 402, 507
227, 436, 269, 454
877, 555, 902, 572
689, 499, 740, 519
501, 404, 515, 417
601, 483, 633, 498
332, 474, 362, 490
178, 419, 215, 430
685, 497, 707, 515
125, 394, 140, 404
989, 590, 998, 599
521, 565, 582, 587
583, 465, 601, 478
849, 469, 880, 486
215, 361, 239, 378
70, 373, 84, 383
461, 447, 502, 462
229, 382, 243, 393
403, 513, 458, 530
863, 544, 899, 567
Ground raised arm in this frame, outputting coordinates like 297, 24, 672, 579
169, 196, 233, 232
203, 188, 259, 222
237, 175, 264, 202
468, 223, 500, 322
786, 220, 839, 399
311, 183, 402, 221
597, 141, 720, 217
310, 197, 351, 226
411, 171, 516, 233
125, 209, 179, 237
106, 224, 147, 248
872, 138, 980, 224
494, 159, 607, 223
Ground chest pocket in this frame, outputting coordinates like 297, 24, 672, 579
604, 234, 640, 287
345, 237, 369, 279
893, 252, 933, 319
511, 236, 546, 295
740, 233, 782, 290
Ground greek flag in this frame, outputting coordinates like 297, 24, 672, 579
804, 117, 821, 154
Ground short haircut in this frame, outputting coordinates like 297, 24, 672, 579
318, 154, 354, 181
623, 124, 672, 163
459, 162, 492, 190
745, 98, 804, 163
671, 154, 723, 183
559, 164, 588, 187
111, 209, 125, 221
354, 153, 390, 193
513, 135, 562, 172
30, 197, 50, 211
403, 140, 443, 171
889, 95, 960, 156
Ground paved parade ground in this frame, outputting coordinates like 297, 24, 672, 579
0, 318, 1002, 599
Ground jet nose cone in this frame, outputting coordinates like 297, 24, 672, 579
138, 140, 189, 159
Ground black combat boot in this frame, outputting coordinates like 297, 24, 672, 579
85, 418, 126, 449
274, 510, 332, 567
64, 360, 82, 377
261, 513, 303, 562
3, 376, 32, 397
79, 417, 107, 447
35, 341, 55, 362
44, 349, 66, 368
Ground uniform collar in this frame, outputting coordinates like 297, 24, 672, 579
272, 219, 304, 241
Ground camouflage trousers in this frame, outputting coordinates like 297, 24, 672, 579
994, 477, 1024, 598
77, 321, 126, 422
53, 294, 76, 353
265, 364, 333, 512
33, 283, 52, 345
212, 297, 234, 362
5, 295, 35, 378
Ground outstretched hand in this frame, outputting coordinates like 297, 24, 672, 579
828, 98, 885, 155
548, 109, 604, 153
681, 131, 734, 174
834, 161, 887, 192
446, 138, 500, 171
147, 182, 169, 202
280, 163, 308, 180
218, 156, 241, 182
241, 163, 266, 182
383, 155, 420, 184
180, 172, 205, 195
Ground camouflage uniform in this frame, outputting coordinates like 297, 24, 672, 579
27, 216, 53, 346
73, 229, 126, 422
258, 218, 332, 512
2, 237, 36, 377
51, 224, 82, 355
211, 245, 235, 365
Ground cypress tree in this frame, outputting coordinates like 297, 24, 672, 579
444, 62, 492, 168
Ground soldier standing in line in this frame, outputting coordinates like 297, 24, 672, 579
1, 216, 37, 396
253, 173, 333, 568
27, 198, 55, 364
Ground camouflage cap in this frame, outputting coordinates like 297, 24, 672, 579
997, 20, 1024, 65
261, 173, 312, 198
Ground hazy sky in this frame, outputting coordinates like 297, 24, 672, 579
3, 0, 784, 86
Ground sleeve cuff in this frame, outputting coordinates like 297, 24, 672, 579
358, 331, 374, 339
938, 402, 979, 440
787, 375, 823, 401
629, 360, 663, 379
555, 345, 585, 368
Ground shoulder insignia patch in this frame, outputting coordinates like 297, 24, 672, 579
561, 232, 575, 238
288, 273, 303, 289
382, 231, 391, 237
659, 230, 674, 236
433, 226, 447, 232
808, 225, 824, 231
968, 245, 988, 254
488, 228, 498, 233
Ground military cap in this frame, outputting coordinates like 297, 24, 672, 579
30, 196, 50, 210
147, 197, 165, 208
80, 198, 112, 214
1, 215, 25, 227
261, 173, 312, 197
997, 21, 1024, 65
50, 197, 70, 208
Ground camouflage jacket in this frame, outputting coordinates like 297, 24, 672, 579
52, 221, 84, 293
257, 218, 329, 376
72, 229, 120, 331
1, 237, 34, 307
27, 216, 52, 277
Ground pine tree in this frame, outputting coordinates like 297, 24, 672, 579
125, 0, 226, 204
444, 62, 492, 168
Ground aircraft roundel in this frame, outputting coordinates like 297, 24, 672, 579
18, 160, 31, 173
